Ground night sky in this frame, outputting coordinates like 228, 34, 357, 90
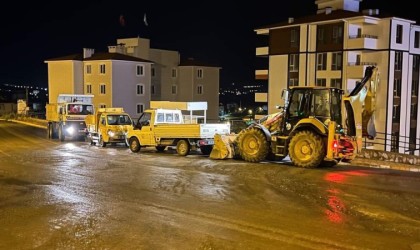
0, 0, 417, 88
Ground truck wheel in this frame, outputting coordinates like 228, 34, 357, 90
58, 125, 65, 142
47, 124, 52, 139
288, 130, 325, 168
176, 139, 190, 156
156, 146, 166, 152
99, 136, 107, 147
129, 137, 141, 152
200, 145, 213, 155
236, 127, 269, 163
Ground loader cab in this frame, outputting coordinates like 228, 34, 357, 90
284, 87, 343, 134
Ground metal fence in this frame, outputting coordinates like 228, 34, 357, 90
362, 131, 419, 155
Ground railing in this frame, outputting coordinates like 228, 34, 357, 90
347, 62, 377, 66
362, 131, 419, 154
349, 34, 378, 39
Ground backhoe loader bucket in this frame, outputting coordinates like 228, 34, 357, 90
209, 133, 238, 159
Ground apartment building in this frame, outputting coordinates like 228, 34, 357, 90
45, 37, 221, 121
254, 0, 420, 155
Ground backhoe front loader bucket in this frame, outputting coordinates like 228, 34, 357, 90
209, 134, 238, 159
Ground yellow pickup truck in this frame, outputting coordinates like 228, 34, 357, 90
85, 107, 133, 147
126, 101, 230, 156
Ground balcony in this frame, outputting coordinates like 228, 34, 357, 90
347, 34, 378, 50
347, 62, 377, 78
256, 47, 269, 57
255, 70, 268, 80
255, 92, 267, 103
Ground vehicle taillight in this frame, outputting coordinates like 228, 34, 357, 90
332, 140, 338, 150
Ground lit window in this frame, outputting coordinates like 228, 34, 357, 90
289, 54, 299, 72
317, 53, 327, 70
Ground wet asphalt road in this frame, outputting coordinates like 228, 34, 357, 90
0, 120, 420, 250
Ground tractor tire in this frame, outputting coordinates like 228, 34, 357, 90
99, 136, 107, 147
288, 130, 325, 168
156, 146, 166, 152
129, 137, 141, 152
176, 139, 190, 156
236, 127, 269, 163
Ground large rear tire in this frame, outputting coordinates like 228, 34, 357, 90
236, 127, 269, 163
129, 137, 141, 152
99, 136, 107, 147
288, 130, 325, 168
176, 139, 190, 156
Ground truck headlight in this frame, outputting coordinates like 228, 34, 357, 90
66, 126, 75, 135
108, 130, 115, 137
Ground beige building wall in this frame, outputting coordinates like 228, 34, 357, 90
149, 49, 180, 101
46, 61, 83, 103
83, 60, 112, 109
268, 55, 288, 114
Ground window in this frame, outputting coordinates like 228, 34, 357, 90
171, 84, 177, 95
331, 79, 342, 89
412, 80, 419, 96
316, 78, 326, 87
391, 132, 399, 152
393, 105, 400, 121
100, 64, 106, 74
411, 103, 418, 117
136, 84, 144, 95
289, 54, 299, 72
331, 52, 342, 70
317, 27, 325, 44
172, 68, 177, 78
415, 31, 420, 49
86, 65, 92, 74
151, 67, 155, 77
151, 85, 155, 95
393, 79, 401, 97
290, 29, 299, 47
317, 53, 327, 70
396, 24, 403, 44
136, 103, 144, 114
413, 55, 420, 72
197, 68, 203, 78
136, 65, 144, 76
100, 104, 106, 108
395, 51, 403, 71
289, 78, 299, 87
197, 85, 203, 95
100, 84, 106, 94
332, 25, 343, 44
86, 84, 92, 94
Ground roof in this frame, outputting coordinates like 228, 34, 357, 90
45, 52, 153, 63
179, 58, 220, 68
255, 9, 405, 30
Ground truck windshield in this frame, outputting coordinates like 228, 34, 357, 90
107, 115, 132, 125
67, 104, 94, 115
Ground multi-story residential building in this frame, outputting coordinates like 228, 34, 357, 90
254, 0, 420, 155
45, 37, 221, 121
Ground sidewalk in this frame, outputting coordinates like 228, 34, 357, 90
348, 157, 420, 172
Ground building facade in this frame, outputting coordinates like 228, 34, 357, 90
45, 37, 221, 121
254, 0, 420, 155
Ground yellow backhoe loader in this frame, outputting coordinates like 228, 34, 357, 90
210, 66, 379, 168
